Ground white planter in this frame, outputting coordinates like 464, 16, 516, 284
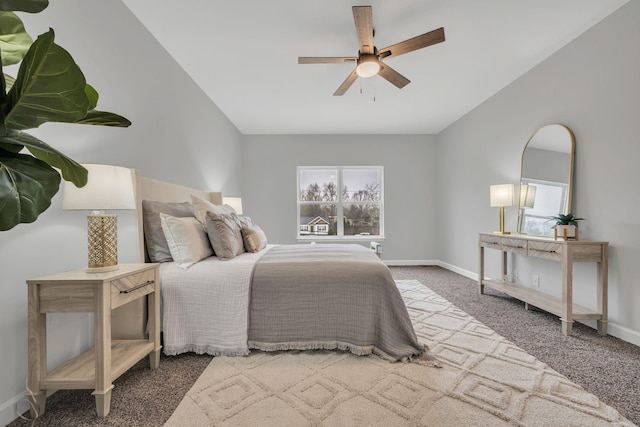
554, 225, 578, 240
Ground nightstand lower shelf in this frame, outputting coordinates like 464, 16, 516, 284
42, 340, 155, 390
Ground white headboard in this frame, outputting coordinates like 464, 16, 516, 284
132, 169, 222, 262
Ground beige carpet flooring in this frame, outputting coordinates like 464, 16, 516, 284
165, 280, 634, 427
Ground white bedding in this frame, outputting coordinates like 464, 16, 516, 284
160, 245, 273, 356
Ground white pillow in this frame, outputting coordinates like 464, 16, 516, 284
160, 213, 214, 269
191, 194, 236, 225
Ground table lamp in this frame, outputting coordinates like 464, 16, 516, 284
62, 164, 136, 272
490, 184, 514, 234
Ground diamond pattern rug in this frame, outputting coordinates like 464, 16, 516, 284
164, 280, 634, 426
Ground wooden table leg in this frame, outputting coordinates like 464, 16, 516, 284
148, 269, 162, 369
478, 245, 485, 294
94, 282, 113, 417
27, 283, 47, 417
561, 245, 574, 336
597, 244, 609, 336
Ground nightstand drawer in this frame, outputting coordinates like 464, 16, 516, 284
528, 241, 563, 261
111, 268, 156, 310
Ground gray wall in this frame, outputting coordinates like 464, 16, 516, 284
0, 2, 243, 423
242, 135, 438, 262
436, 1, 640, 343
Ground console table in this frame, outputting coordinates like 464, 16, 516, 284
478, 233, 608, 336
26, 263, 160, 418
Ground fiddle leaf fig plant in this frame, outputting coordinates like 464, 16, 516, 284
0, 0, 131, 231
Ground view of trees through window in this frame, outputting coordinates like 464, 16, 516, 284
298, 167, 383, 237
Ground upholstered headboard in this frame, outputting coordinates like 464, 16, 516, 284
132, 169, 222, 262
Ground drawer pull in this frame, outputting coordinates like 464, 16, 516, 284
120, 280, 155, 294
504, 244, 525, 249
531, 248, 557, 254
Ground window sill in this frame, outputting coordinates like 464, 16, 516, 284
297, 236, 385, 243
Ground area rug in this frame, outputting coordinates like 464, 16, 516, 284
164, 280, 634, 426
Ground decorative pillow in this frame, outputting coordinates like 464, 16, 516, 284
241, 225, 267, 253
238, 215, 254, 228
160, 213, 213, 269
204, 210, 245, 260
191, 194, 236, 225
142, 200, 194, 262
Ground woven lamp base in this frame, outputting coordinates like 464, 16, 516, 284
87, 213, 119, 273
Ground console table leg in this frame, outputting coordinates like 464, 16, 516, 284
561, 318, 573, 336
597, 320, 608, 336
27, 391, 46, 418
93, 388, 113, 418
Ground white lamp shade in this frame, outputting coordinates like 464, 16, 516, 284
519, 184, 537, 208
63, 164, 135, 210
489, 184, 514, 207
223, 197, 243, 215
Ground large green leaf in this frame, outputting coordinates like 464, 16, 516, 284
4, 29, 90, 130
85, 83, 98, 110
3, 72, 14, 91
0, 150, 59, 231
77, 85, 131, 127
0, 128, 87, 186
0, 12, 33, 66
0, 0, 48, 13
75, 109, 132, 127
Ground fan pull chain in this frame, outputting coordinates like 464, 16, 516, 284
373, 79, 376, 102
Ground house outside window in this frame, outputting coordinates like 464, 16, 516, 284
297, 166, 383, 239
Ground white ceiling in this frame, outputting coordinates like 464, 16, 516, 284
122, 0, 628, 135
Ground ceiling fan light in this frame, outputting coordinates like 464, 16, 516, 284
356, 60, 380, 78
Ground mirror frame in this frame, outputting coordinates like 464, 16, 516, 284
517, 123, 575, 236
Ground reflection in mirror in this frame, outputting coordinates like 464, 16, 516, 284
517, 124, 575, 236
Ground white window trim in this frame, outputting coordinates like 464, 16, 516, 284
296, 166, 384, 240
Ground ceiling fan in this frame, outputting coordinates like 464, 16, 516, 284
298, 5, 445, 96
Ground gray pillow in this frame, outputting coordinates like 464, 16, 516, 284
204, 211, 245, 260
142, 200, 194, 262
241, 225, 267, 253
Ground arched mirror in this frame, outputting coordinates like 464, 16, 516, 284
517, 124, 575, 236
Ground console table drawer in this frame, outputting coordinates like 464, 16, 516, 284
501, 238, 527, 255
479, 234, 503, 250
528, 241, 563, 261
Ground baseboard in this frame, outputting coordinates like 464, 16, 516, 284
577, 319, 640, 347
383, 259, 438, 266
0, 392, 28, 426
436, 261, 478, 281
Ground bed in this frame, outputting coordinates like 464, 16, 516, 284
132, 172, 426, 362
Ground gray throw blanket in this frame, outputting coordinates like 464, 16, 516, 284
248, 244, 425, 362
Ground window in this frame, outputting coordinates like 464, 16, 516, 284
297, 166, 383, 239
519, 178, 568, 236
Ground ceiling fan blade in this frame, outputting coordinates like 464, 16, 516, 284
378, 27, 445, 59
298, 57, 357, 64
352, 6, 374, 55
376, 60, 410, 89
333, 69, 359, 96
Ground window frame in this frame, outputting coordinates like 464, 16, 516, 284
297, 166, 384, 240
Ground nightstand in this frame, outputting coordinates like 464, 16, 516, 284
26, 263, 161, 418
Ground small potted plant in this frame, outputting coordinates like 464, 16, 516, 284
550, 213, 584, 240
